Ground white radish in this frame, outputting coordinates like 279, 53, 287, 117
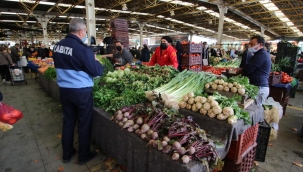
124, 112, 130, 118
136, 117, 143, 125
187, 146, 195, 155
182, 155, 190, 163
163, 136, 170, 142
172, 141, 181, 150
178, 147, 186, 155
140, 124, 150, 134
133, 124, 140, 130
172, 152, 180, 160
152, 132, 158, 139
123, 120, 134, 128
147, 129, 154, 136
115, 114, 123, 121
127, 127, 134, 132
162, 141, 168, 147
141, 133, 147, 139
122, 117, 128, 123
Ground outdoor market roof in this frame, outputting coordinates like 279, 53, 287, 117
0, 0, 303, 41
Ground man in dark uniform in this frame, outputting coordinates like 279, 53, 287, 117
53, 18, 104, 165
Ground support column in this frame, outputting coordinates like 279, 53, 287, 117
137, 22, 145, 47
85, 0, 96, 45
217, 5, 227, 45
35, 15, 55, 47
189, 34, 193, 42
261, 27, 265, 37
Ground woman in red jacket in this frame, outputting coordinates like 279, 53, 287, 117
148, 36, 178, 69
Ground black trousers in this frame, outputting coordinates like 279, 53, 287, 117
0, 65, 11, 81
60, 87, 93, 160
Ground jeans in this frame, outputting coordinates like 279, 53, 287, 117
255, 86, 269, 106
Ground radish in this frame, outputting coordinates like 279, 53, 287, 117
122, 118, 128, 123
141, 133, 147, 139
123, 120, 134, 128
182, 155, 190, 163
140, 124, 150, 134
123, 112, 130, 118
178, 147, 186, 155
133, 124, 139, 130
118, 122, 124, 127
163, 136, 170, 142
161, 141, 168, 147
147, 129, 154, 136
115, 114, 123, 121
136, 117, 143, 125
172, 152, 180, 160
172, 141, 181, 150
162, 145, 172, 154
187, 146, 195, 155
151, 132, 158, 139
127, 127, 134, 132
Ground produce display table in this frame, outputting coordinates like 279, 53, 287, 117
92, 105, 263, 172
269, 83, 292, 115
38, 71, 60, 102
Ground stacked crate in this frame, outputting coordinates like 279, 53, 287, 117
181, 42, 203, 72
111, 18, 129, 49
221, 124, 259, 172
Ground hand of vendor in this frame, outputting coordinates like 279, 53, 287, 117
236, 68, 243, 75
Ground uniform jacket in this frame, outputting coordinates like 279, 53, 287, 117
0, 51, 14, 65
53, 34, 104, 88
148, 45, 178, 69
242, 48, 271, 87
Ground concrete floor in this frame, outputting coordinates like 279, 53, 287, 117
0, 74, 303, 172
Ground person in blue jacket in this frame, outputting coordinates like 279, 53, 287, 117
53, 18, 104, 165
236, 35, 271, 105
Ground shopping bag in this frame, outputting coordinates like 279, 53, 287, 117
18, 56, 28, 67
0, 103, 23, 125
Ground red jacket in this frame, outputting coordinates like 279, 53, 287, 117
148, 45, 178, 69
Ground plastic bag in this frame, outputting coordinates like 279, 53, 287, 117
0, 103, 23, 125
17, 56, 28, 67
263, 97, 283, 130
0, 121, 13, 131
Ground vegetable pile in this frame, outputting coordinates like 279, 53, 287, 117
93, 65, 179, 112
179, 92, 251, 125
111, 100, 223, 171
43, 67, 56, 80
213, 59, 241, 68
280, 72, 293, 83
146, 70, 216, 110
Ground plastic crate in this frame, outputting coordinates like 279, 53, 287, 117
269, 86, 289, 102
226, 124, 259, 163
111, 30, 128, 37
181, 43, 203, 53
269, 72, 281, 85
255, 121, 271, 162
113, 36, 129, 44
222, 143, 257, 172
189, 55, 202, 65
189, 65, 202, 72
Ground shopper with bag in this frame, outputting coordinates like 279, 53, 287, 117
10, 43, 21, 63
0, 46, 14, 84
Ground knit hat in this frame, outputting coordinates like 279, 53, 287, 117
161, 36, 173, 44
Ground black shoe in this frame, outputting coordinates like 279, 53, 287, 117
62, 148, 77, 163
78, 151, 97, 165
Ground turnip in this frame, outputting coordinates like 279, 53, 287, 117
210, 100, 219, 107
223, 107, 234, 116
208, 109, 216, 118
178, 101, 187, 109
223, 82, 228, 87
182, 95, 189, 102
178, 147, 186, 155
148, 139, 155, 146
163, 136, 170, 142
172, 141, 181, 150
209, 82, 213, 86
199, 108, 207, 115
172, 152, 180, 160
200, 97, 207, 103
233, 82, 238, 86
187, 146, 195, 155
140, 124, 150, 134
141, 133, 147, 139
217, 113, 228, 120
133, 124, 140, 130
122, 117, 128, 123
162, 145, 172, 154
136, 117, 143, 125
194, 96, 202, 103
228, 115, 238, 125
187, 92, 195, 98
218, 79, 224, 85
203, 102, 211, 110
147, 129, 154, 136
123, 120, 134, 128
191, 104, 198, 112
124, 112, 130, 118
213, 107, 222, 114
211, 83, 218, 90
127, 127, 134, 132
217, 85, 224, 91
205, 83, 210, 88
238, 88, 245, 95
158, 145, 163, 151
115, 113, 123, 121
188, 98, 195, 105
228, 83, 233, 88
224, 87, 230, 92
207, 96, 215, 102
162, 141, 168, 147
117, 110, 122, 116
214, 79, 220, 84
195, 102, 202, 109
182, 155, 190, 163
152, 132, 158, 139
186, 104, 192, 110
118, 122, 124, 127
231, 87, 237, 93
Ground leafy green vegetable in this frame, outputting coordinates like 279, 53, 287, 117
44, 67, 56, 80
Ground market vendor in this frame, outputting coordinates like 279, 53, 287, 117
236, 35, 271, 105
148, 36, 178, 69
113, 41, 133, 66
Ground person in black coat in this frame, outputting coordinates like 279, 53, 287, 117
37, 44, 50, 59
140, 44, 150, 62
239, 44, 253, 68
175, 41, 182, 71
